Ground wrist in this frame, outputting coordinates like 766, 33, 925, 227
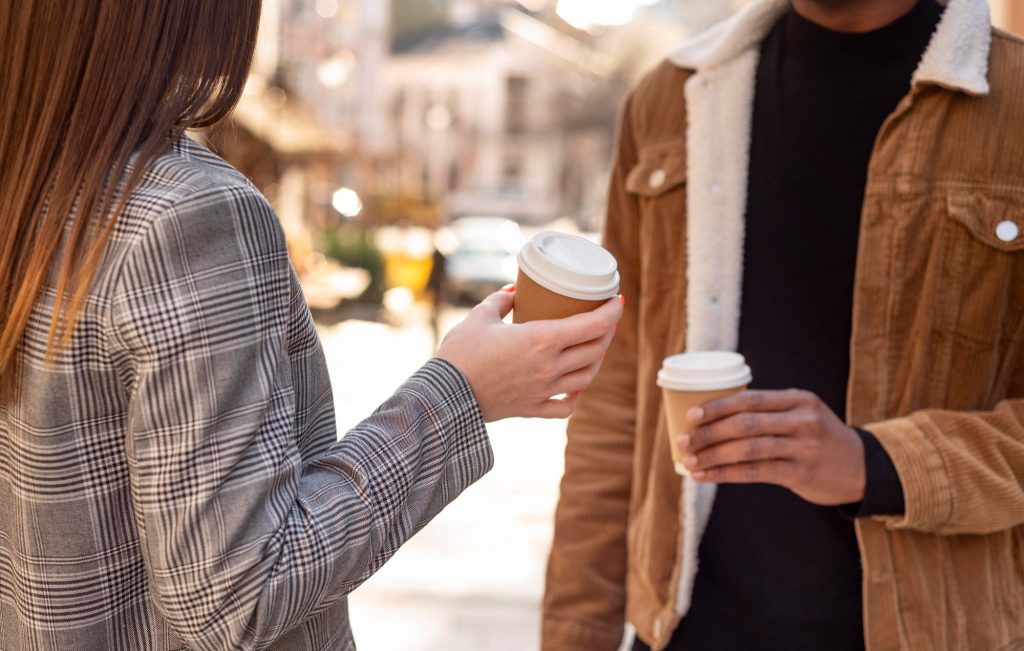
843, 425, 868, 503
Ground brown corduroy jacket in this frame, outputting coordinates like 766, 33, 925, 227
543, 1, 1024, 650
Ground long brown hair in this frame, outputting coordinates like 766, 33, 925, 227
0, 1, 262, 396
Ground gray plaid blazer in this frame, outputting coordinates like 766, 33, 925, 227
0, 137, 492, 650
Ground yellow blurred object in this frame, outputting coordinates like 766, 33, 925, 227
384, 252, 434, 294
376, 226, 436, 294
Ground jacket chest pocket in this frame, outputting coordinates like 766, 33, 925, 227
946, 193, 1024, 253
942, 191, 1024, 369
626, 140, 687, 201
626, 141, 688, 295
941, 192, 1024, 339
882, 188, 1024, 405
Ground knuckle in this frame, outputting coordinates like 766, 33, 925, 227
694, 425, 712, 447
808, 411, 826, 430
800, 436, 821, 457
533, 329, 557, 352
700, 446, 716, 465
746, 391, 765, 409
740, 413, 759, 437
746, 437, 762, 459
798, 412, 821, 432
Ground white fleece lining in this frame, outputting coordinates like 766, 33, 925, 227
665, 0, 993, 620
675, 47, 762, 619
913, 0, 991, 95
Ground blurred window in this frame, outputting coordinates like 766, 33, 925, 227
502, 154, 524, 187
506, 75, 529, 135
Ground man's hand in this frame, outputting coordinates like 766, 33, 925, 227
677, 389, 866, 506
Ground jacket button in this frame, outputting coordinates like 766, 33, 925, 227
649, 169, 667, 189
997, 220, 1020, 243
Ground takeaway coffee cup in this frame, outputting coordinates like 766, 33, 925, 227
658, 352, 753, 476
513, 231, 620, 324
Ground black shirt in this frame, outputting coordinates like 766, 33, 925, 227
642, 2, 943, 650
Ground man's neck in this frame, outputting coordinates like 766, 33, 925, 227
791, 0, 921, 33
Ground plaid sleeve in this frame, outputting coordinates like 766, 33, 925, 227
110, 184, 492, 650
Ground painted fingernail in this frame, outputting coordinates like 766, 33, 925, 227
501, 284, 516, 293
692, 471, 707, 479
619, 295, 625, 306
687, 407, 704, 423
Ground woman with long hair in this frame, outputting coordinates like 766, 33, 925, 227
0, 2, 620, 649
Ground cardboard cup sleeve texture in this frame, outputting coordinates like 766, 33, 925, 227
512, 231, 620, 324
658, 352, 753, 476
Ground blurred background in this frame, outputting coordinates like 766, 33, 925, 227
205, 1, 1023, 649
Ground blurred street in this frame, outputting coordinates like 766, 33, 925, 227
318, 305, 579, 651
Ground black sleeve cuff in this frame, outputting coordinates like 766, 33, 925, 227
839, 428, 906, 519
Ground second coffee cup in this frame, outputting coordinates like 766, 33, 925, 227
658, 352, 753, 477
513, 231, 620, 323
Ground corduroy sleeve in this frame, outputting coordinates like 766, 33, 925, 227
866, 399, 1024, 534
541, 92, 641, 651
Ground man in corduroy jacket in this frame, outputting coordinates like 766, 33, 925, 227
543, 0, 1024, 649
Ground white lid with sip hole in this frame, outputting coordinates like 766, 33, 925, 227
517, 232, 620, 301
657, 352, 753, 392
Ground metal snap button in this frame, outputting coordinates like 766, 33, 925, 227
996, 220, 1019, 243
649, 169, 667, 189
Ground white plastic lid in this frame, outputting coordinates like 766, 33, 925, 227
657, 352, 753, 392
517, 231, 620, 301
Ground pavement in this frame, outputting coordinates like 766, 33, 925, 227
318, 305, 621, 650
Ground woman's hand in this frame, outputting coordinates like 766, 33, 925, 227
437, 288, 622, 422
678, 389, 867, 506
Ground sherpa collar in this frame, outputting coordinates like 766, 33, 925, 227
667, 0, 992, 96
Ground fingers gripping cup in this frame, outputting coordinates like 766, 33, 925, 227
658, 352, 753, 476
513, 232, 620, 323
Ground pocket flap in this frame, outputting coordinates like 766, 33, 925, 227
626, 141, 686, 197
947, 193, 1024, 252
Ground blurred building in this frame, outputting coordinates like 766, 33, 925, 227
208, 0, 369, 290
218, 0, 1023, 247
381, 5, 624, 228
370, 0, 744, 230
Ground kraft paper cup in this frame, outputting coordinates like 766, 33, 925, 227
512, 232, 620, 324
657, 352, 753, 477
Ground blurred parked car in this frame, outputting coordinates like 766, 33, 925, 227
442, 217, 525, 305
